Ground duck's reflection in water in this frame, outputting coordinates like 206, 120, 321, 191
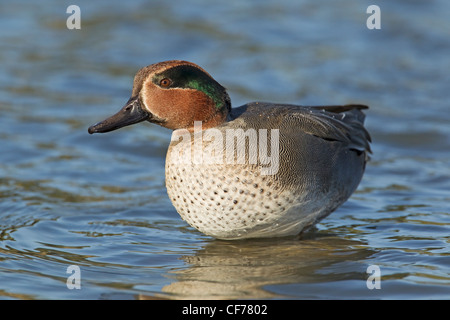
159, 231, 374, 299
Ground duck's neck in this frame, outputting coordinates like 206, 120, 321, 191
188, 102, 230, 132
186, 90, 231, 132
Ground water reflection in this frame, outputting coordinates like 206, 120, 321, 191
159, 233, 374, 299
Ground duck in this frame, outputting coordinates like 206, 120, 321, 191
88, 60, 371, 240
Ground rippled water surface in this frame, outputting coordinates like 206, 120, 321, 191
1, 0, 449, 299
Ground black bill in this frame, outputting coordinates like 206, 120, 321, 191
88, 96, 149, 134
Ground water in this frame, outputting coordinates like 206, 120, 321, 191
0, 0, 449, 299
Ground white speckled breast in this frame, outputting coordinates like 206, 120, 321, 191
165, 127, 323, 239
165, 162, 317, 239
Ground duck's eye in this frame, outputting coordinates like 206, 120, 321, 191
160, 78, 172, 88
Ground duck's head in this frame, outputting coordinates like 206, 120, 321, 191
88, 60, 231, 134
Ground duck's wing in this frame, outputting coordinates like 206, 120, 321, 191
300, 104, 372, 154
232, 103, 371, 155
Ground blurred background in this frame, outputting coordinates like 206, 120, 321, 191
0, 0, 449, 299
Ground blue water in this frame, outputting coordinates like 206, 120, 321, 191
0, 0, 449, 299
